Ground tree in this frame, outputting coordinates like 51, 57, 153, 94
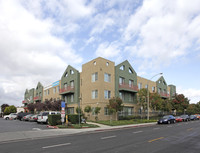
1, 104, 9, 113
150, 93, 163, 111
94, 107, 101, 121
171, 94, 189, 113
137, 88, 148, 111
27, 103, 35, 113
84, 105, 92, 120
107, 97, 123, 121
9, 105, 17, 113
35, 102, 45, 112
4, 107, 10, 115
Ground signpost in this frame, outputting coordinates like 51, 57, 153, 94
61, 101, 65, 124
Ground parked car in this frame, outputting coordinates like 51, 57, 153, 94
29, 115, 38, 122
17, 112, 30, 121
175, 116, 183, 122
157, 115, 176, 124
180, 115, 190, 122
190, 115, 197, 120
195, 114, 200, 120
37, 111, 60, 124
3, 113, 17, 120
23, 114, 33, 121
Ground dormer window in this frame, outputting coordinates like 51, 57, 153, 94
70, 70, 74, 74
120, 65, 125, 70
65, 72, 68, 77
106, 62, 109, 66
129, 68, 133, 74
93, 61, 96, 65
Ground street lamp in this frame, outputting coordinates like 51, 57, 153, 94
79, 97, 82, 127
147, 73, 163, 120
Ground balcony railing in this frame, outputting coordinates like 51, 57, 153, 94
119, 83, 138, 92
159, 92, 170, 98
59, 86, 75, 94
22, 100, 27, 104
33, 96, 41, 101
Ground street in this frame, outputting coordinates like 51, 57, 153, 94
1, 120, 200, 153
0, 118, 49, 133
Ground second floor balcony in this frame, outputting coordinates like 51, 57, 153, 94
159, 92, 170, 98
22, 100, 27, 104
119, 83, 138, 93
34, 96, 42, 101
59, 86, 75, 95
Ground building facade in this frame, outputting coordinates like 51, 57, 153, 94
22, 57, 176, 120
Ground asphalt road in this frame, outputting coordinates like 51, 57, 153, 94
1, 120, 200, 153
0, 118, 49, 133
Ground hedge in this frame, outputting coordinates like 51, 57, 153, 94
48, 114, 61, 126
68, 114, 82, 124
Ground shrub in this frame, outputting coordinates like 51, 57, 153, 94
68, 114, 82, 124
48, 114, 61, 126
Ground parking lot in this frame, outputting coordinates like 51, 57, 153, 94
0, 118, 49, 133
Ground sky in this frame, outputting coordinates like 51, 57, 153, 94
0, 0, 200, 107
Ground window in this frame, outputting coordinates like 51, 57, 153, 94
129, 80, 134, 87
120, 65, 125, 70
104, 90, 111, 99
67, 107, 74, 114
65, 72, 68, 77
145, 84, 148, 89
119, 77, 125, 85
128, 93, 134, 102
129, 68, 133, 74
152, 87, 155, 92
119, 92, 125, 101
164, 89, 166, 94
92, 72, 98, 82
138, 83, 142, 90
71, 94, 74, 102
47, 89, 50, 95
92, 90, 98, 99
70, 81, 74, 88
64, 83, 68, 89
158, 88, 161, 93
53, 87, 56, 94
30, 96, 32, 100
106, 62, 109, 66
104, 73, 111, 82
57, 86, 60, 92
93, 61, 96, 65
104, 107, 109, 115
44, 91, 46, 96
127, 107, 133, 115
70, 70, 74, 74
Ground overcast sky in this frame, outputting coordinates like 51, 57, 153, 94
0, 0, 200, 107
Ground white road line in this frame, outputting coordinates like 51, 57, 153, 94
101, 135, 116, 140
32, 128, 41, 131
42, 143, 71, 149
167, 125, 172, 127
133, 131, 143, 134
153, 128, 160, 130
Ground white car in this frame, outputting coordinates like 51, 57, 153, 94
4, 113, 17, 120
37, 111, 60, 124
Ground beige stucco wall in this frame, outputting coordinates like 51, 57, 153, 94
80, 57, 115, 120
137, 76, 157, 93
43, 81, 61, 102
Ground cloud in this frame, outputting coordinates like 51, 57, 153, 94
0, 0, 83, 106
123, 0, 200, 71
177, 87, 200, 104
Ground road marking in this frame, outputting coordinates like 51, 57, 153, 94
32, 128, 41, 131
153, 128, 160, 130
42, 143, 71, 149
101, 135, 116, 140
133, 131, 143, 134
187, 128, 193, 131
167, 125, 172, 127
148, 137, 164, 143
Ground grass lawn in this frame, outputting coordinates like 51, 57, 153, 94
95, 119, 157, 126
57, 123, 99, 129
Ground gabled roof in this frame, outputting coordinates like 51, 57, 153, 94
116, 60, 137, 75
61, 65, 79, 78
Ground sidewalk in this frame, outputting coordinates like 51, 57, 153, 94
0, 122, 156, 143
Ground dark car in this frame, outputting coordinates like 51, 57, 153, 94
158, 115, 176, 124
180, 115, 190, 122
190, 115, 197, 120
17, 112, 30, 121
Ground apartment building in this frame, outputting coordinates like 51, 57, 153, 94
22, 57, 176, 120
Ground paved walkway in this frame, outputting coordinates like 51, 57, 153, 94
0, 122, 156, 143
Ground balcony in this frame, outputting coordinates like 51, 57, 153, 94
159, 92, 170, 98
22, 100, 27, 104
119, 83, 138, 93
34, 96, 42, 101
59, 86, 75, 95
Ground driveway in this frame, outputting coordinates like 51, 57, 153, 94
0, 118, 49, 133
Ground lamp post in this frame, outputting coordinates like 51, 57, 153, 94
147, 73, 163, 120
78, 97, 82, 127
